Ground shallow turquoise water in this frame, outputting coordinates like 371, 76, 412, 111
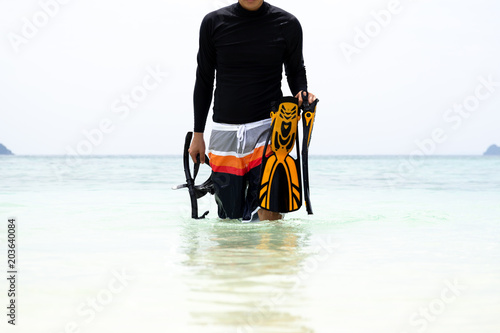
0, 156, 499, 332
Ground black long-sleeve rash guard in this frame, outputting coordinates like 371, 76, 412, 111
193, 2, 308, 133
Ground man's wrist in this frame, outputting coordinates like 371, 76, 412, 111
193, 132, 204, 141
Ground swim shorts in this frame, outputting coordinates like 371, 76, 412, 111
208, 118, 272, 222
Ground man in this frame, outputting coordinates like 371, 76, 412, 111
189, 0, 316, 222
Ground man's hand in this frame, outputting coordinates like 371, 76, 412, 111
189, 132, 206, 164
295, 91, 317, 107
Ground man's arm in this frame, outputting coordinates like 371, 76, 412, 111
283, 16, 308, 96
189, 132, 206, 164
283, 17, 317, 106
191, 15, 216, 163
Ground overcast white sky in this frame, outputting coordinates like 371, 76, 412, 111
1, 0, 499, 155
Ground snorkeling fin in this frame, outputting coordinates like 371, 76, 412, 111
172, 131, 214, 219
300, 91, 319, 215
259, 97, 302, 213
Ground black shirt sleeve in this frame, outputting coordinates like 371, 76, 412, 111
193, 15, 216, 133
283, 17, 307, 96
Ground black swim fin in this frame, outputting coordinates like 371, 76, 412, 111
172, 132, 214, 219
300, 91, 319, 215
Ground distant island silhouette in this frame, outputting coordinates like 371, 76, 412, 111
484, 144, 500, 156
0, 143, 13, 155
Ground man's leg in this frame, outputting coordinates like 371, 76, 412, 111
243, 135, 283, 222
208, 123, 249, 219
258, 209, 283, 221
212, 170, 246, 219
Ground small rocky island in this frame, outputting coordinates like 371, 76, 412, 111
484, 144, 500, 156
0, 143, 13, 155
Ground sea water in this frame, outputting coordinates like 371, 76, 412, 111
0, 155, 499, 333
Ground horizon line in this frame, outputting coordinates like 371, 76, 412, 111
1, 154, 498, 157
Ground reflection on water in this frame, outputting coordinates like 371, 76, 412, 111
180, 218, 316, 333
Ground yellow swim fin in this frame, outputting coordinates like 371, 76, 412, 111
259, 97, 302, 213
